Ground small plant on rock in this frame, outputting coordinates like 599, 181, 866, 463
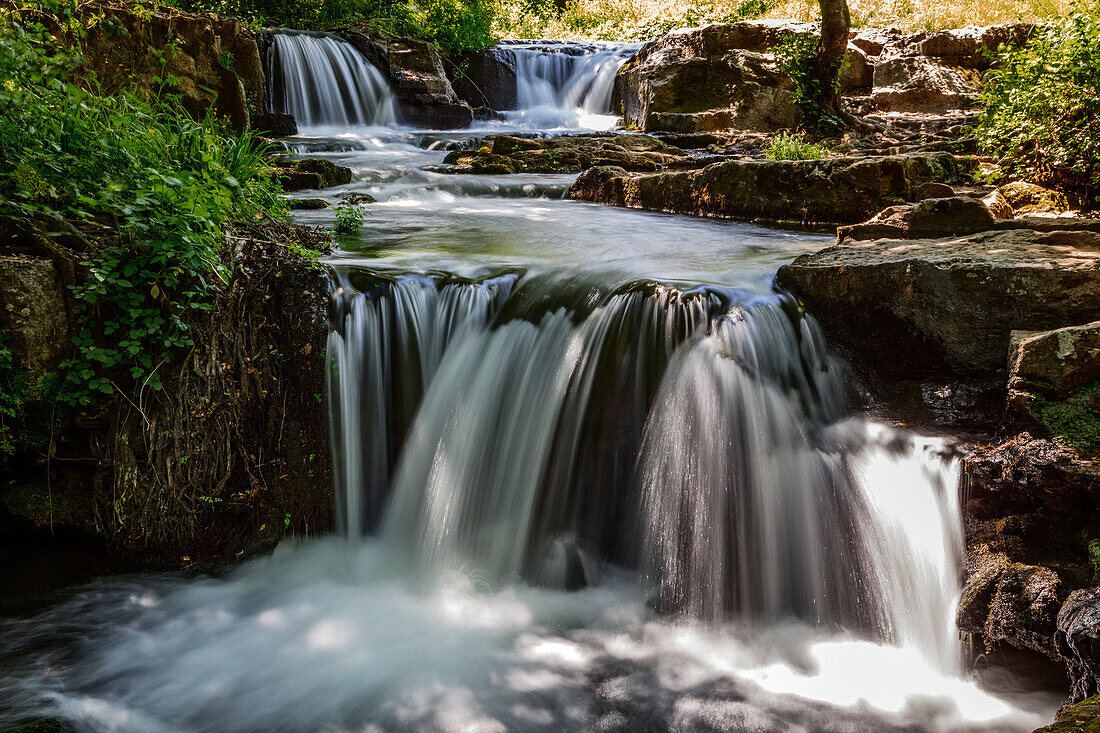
764, 133, 829, 160
332, 204, 369, 235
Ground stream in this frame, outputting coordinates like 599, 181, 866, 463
0, 33, 1064, 733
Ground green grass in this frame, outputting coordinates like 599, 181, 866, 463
764, 133, 828, 160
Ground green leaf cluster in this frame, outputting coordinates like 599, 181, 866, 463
0, 18, 286, 408
331, 204, 370, 235
764, 132, 828, 160
772, 33, 844, 133
978, 2, 1100, 205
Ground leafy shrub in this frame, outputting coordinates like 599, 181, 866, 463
764, 132, 828, 160
772, 33, 845, 132
0, 18, 286, 406
332, 204, 370, 234
978, 3, 1100, 205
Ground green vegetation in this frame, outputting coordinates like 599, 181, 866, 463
332, 204, 369, 234
978, 2, 1100, 206
183, 0, 495, 51
0, 18, 285, 410
764, 132, 828, 160
772, 33, 844, 132
1029, 381, 1100, 455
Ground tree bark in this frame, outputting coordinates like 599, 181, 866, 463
815, 0, 851, 122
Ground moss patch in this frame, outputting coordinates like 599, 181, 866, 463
1031, 380, 1100, 456
1035, 695, 1100, 733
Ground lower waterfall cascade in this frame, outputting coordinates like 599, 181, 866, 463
0, 33, 1066, 733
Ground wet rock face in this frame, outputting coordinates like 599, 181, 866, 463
957, 544, 1065, 660
570, 153, 973, 225
339, 26, 473, 129
0, 258, 70, 382
775, 228, 1100, 379
446, 51, 519, 111
438, 134, 687, 174
1058, 587, 1100, 704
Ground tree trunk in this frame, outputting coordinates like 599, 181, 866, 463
815, 0, 850, 122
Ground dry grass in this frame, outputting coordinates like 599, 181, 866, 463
493, 0, 1074, 40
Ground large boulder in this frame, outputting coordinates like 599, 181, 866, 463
775, 228, 1100, 378
446, 49, 519, 111
906, 24, 1034, 70
871, 55, 981, 113
1008, 322, 1100, 455
0, 257, 70, 382
1058, 587, 1100, 705
957, 544, 1065, 660
614, 22, 866, 132
339, 26, 473, 129
1000, 182, 1074, 217
569, 152, 974, 224
438, 134, 687, 174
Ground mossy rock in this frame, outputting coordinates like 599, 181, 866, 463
1035, 695, 1100, 732
1030, 381, 1100, 457
1, 480, 94, 534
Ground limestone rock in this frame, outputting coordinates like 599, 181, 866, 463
906, 196, 996, 237
912, 181, 956, 200
615, 22, 812, 132
1058, 587, 1100, 705
909, 24, 1034, 70
775, 228, 1100, 377
1000, 182, 1073, 216
0, 257, 70, 382
871, 55, 981, 113
983, 189, 1014, 219
1011, 322, 1100, 399
570, 153, 974, 224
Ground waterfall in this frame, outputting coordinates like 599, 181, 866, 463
328, 271, 966, 673
500, 41, 640, 128
266, 31, 395, 131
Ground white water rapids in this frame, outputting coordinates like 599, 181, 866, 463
0, 32, 1063, 733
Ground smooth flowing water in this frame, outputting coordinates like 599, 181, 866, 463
0, 33, 1062, 732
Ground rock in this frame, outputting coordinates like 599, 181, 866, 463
1058, 588, 1100, 705
965, 434, 1100, 520
0, 257, 70, 382
441, 134, 687, 174
252, 112, 298, 138
911, 24, 1034, 70
570, 153, 974, 224
62, 1, 264, 132
1008, 323, 1100, 455
836, 204, 913, 242
447, 49, 518, 110
289, 198, 330, 210
341, 193, 377, 204
775, 228, 1100, 378
276, 159, 353, 192
871, 55, 981, 113
957, 544, 1064, 659
339, 26, 473, 129
615, 22, 805, 132
907, 196, 996, 237
912, 181, 955, 200
983, 189, 1014, 219
1000, 182, 1072, 216
1034, 695, 1100, 732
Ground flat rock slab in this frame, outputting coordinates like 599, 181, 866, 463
569, 152, 973, 224
775, 229, 1100, 378
438, 134, 686, 174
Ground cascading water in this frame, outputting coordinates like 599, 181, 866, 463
266, 31, 395, 131
500, 41, 640, 129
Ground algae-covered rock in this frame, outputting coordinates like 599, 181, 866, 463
440, 134, 686, 174
1000, 182, 1073, 216
0, 257, 70, 383
570, 153, 974, 224
1034, 695, 1100, 732
276, 159, 353, 192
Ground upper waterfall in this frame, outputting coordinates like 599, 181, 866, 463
266, 31, 395, 131
499, 41, 640, 129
